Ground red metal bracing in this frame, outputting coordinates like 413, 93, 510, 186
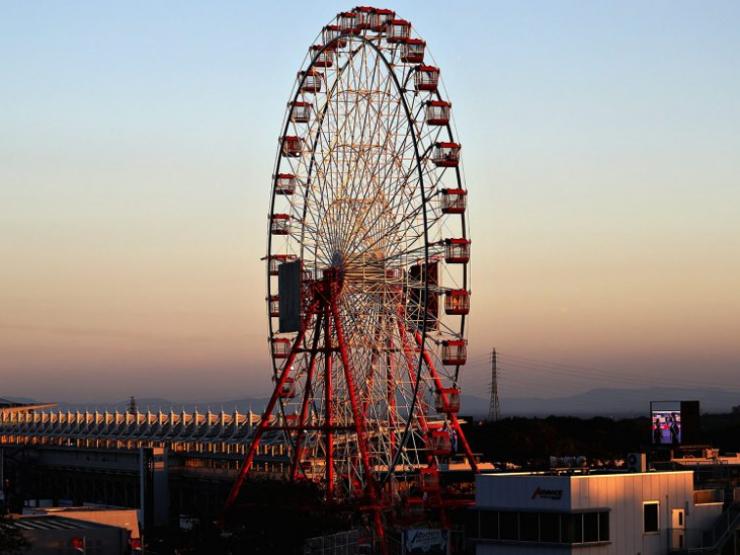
386, 18, 411, 43
284, 413, 299, 427
435, 388, 461, 413
441, 339, 467, 365
298, 69, 323, 93
280, 135, 302, 157
265, 254, 297, 275
267, 295, 279, 317
279, 377, 297, 398
428, 430, 453, 455
322, 25, 347, 48
289, 101, 311, 124
309, 45, 333, 68
445, 289, 470, 315
353, 6, 375, 30
419, 467, 440, 491
368, 8, 395, 32
432, 142, 461, 167
414, 65, 440, 92
337, 11, 358, 34
270, 213, 291, 235
271, 337, 291, 359
440, 188, 467, 213
444, 238, 470, 264
400, 38, 426, 63
425, 100, 451, 126
275, 173, 298, 195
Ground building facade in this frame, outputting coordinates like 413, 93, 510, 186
470, 471, 726, 555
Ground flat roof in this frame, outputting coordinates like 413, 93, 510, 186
479, 470, 693, 479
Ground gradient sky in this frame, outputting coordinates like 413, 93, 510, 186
2, 1, 739, 403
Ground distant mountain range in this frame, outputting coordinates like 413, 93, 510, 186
3, 387, 738, 417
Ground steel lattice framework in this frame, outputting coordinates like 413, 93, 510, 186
225, 7, 476, 541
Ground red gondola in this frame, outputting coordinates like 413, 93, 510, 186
337, 11, 358, 34
432, 142, 461, 167
275, 173, 298, 195
280, 136, 303, 157
440, 188, 466, 213
279, 377, 297, 398
267, 295, 280, 317
299, 69, 323, 93
400, 38, 426, 63
309, 45, 333, 68
289, 102, 311, 124
386, 18, 411, 43
368, 8, 395, 32
322, 25, 347, 48
434, 388, 461, 413
425, 100, 451, 126
444, 238, 470, 264
444, 289, 470, 315
441, 339, 467, 365
414, 65, 439, 92
266, 254, 297, 276
270, 213, 291, 235
271, 338, 291, 359
428, 430, 452, 455
353, 6, 374, 31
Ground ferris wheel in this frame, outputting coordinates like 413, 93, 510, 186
226, 7, 477, 535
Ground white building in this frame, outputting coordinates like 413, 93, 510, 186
470, 470, 727, 554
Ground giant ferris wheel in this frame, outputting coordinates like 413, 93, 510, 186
226, 6, 477, 538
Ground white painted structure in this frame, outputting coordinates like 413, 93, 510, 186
471, 471, 724, 555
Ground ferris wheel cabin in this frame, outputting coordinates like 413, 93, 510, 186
280, 136, 303, 157
368, 8, 395, 32
337, 12, 359, 34
270, 213, 291, 235
266, 254, 298, 276
415, 65, 440, 92
267, 295, 280, 317
386, 18, 411, 43
435, 387, 461, 413
400, 38, 426, 63
444, 238, 470, 264
432, 142, 461, 167
309, 44, 333, 68
271, 337, 291, 359
440, 188, 467, 213
441, 339, 467, 366
288, 101, 311, 124
322, 25, 347, 48
425, 100, 451, 126
299, 69, 323, 93
445, 289, 470, 315
352, 6, 375, 31
275, 173, 298, 196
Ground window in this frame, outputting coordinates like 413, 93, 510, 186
644, 502, 659, 533
470, 510, 609, 544
583, 512, 599, 543
599, 511, 610, 542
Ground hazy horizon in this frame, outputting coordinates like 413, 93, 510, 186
2, 1, 739, 402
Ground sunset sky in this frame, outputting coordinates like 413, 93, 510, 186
2, 1, 739, 402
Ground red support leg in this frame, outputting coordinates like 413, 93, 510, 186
223, 299, 319, 515
413, 331, 479, 473
291, 311, 323, 481
324, 302, 335, 500
330, 295, 387, 554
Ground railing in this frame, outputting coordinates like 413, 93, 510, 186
669, 506, 740, 553
694, 489, 724, 504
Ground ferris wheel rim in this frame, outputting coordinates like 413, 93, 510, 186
264, 12, 470, 490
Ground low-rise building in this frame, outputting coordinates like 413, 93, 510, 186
469, 470, 737, 554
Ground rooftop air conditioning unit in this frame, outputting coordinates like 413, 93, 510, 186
627, 452, 647, 473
